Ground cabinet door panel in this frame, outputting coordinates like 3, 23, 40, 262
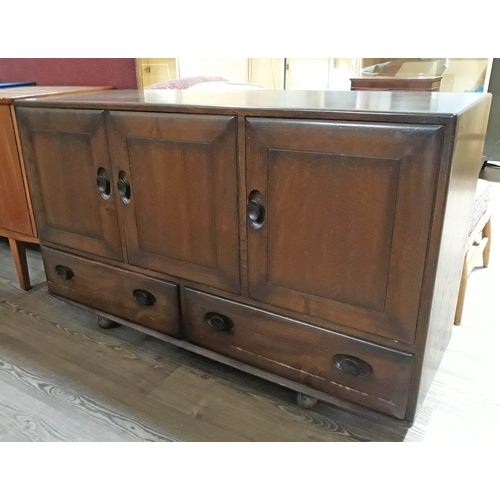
108, 112, 239, 293
246, 118, 444, 344
17, 108, 123, 260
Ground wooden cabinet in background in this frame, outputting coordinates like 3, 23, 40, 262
350, 76, 442, 92
15, 89, 491, 425
0, 87, 113, 290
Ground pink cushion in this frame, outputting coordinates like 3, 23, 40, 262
145, 75, 229, 90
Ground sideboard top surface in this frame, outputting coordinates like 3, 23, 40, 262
0, 86, 113, 104
14, 89, 490, 120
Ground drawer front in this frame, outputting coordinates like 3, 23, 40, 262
42, 247, 181, 337
183, 288, 414, 419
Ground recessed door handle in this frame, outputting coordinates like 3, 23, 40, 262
96, 167, 111, 199
247, 190, 265, 228
117, 172, 131, 203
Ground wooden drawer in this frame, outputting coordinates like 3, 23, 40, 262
42, 247, 181, 337
183, 288, 414, 418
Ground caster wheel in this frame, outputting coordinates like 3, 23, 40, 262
96, 315, 120, 329
296, 393, 318, 409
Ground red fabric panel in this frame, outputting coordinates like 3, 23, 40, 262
0, 59, 138, 89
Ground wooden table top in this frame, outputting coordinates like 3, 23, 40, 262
14, 88, 491, 119
0, 86, 113, 104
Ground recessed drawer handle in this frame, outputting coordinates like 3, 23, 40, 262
332, 354, 372, 378
133, 289, 156, 306
205, 312, 234, 333
55, 265, 74, 281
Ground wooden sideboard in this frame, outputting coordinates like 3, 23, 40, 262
0, 86, 113, 290
15, 89, 491, 424
350, 76, 442, 92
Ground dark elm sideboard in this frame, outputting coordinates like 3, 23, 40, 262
14, 89, 491, 424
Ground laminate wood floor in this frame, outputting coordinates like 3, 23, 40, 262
0, 186, 498, 441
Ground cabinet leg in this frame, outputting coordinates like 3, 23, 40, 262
96, 315, 120, 329
8, 238, 31, 291
296, 393, 318, 409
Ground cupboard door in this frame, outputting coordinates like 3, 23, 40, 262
246, 118, 444, 344
0, 106, 33, 236
17, 108, 123, 260
108, 112, 239, 293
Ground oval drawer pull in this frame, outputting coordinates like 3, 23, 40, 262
133, 289, 156, 306
55, 265, 74, 281
332, 354, 372, 378
205, 312, 234, 333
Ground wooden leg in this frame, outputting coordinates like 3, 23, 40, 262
483, 216, 492, 267
296, 393, 318, 409
96, 315, 120, 329
8, 238, 31, 291
454, 255, 468, 326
